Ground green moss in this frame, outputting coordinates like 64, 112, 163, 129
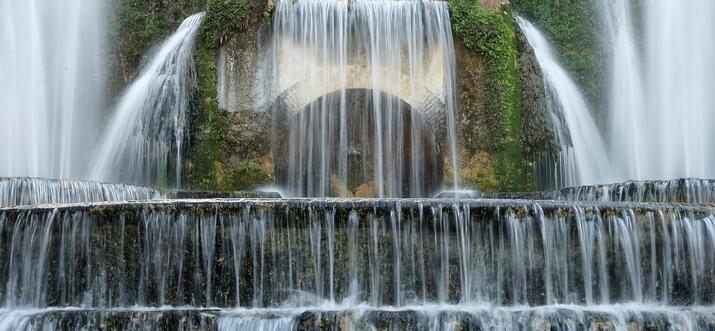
186, 46, 230, 190
451, 1, 530, 191
201, 0, 258, 47
221, 160, 272, 190
112, 0, 206, 89
187, 46, 273, 191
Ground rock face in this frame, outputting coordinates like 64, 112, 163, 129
454, 38, 489, 155
216, 22, 273, 114
514, 19, 558, 156
0, 309, 219, 330
185, 22, 274, 193
213, 21, 275, 175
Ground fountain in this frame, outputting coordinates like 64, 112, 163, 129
271, 0, 458, 198
0, 0, 714, 330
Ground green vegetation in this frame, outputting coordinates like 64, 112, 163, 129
185, 46, 225, 190
186, 46, 272, 191
512, 0, 604, 109
451, 0, 530, 191
201, 0, 256, 47
222, 160, 273, 190
112, 0, 206, 87
115, 0, 273, 192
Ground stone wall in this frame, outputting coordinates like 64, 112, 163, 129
450, 0, 557, 192
111, 0, 555, 193
185, 5, 275, 192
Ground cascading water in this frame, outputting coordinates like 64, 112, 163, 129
517, 17, 616, 190
551, 178, 715, 203
1, 199, 715, 329
0, 177, 161, 208
603, 0, 645, 181
0, 0, 106, 179
90, 13, 203, 188
605, 0, 715, 180
271, 0, 459, 198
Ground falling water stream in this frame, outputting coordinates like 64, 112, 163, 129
606, 0, 715, 181
90, 13, 203, 188
0, 0, 106, 179
517, 18, 616, 190
0, 199, 715, 329
0, 177, 161, 208
272, 0, 459, 198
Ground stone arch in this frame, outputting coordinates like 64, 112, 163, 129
271, 84, 448, 146
271, 88, 444, 197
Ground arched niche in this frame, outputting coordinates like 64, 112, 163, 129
273, 88, 443, 197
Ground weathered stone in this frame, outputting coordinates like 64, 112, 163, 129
514, 18, 559, 156
1, 199, 714, 308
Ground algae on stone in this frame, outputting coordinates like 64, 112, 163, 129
450, 0, 534, 191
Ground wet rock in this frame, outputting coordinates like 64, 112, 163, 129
168, 190, 281, 199
0, 308, 220, 331
514, 18, 559, 156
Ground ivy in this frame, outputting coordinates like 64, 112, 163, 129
201, 0, 256, 47
450, 0, 530, 191
112, 0, 206, 95
186, 46, 230, 190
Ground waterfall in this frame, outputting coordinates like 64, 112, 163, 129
606, 0, 715, 180
271, 0, 458, 198
516, 18, 615, 189
90, 13, 203, 188
604, 0, 645, 181
0, 177, 161, 208
3, 1, 715, 330
2, 199, 715, 308
1, 198, 715, 328
551, 178, 715, 203
0, 0, 106, 179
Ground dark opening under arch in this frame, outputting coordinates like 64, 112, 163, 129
273, 88, 443, 197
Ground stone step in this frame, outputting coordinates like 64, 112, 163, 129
2, 306, 715, 331
1, 199, 714, 308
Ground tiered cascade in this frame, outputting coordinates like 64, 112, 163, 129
1, 0, 715, 330
1, 196, 715, 329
